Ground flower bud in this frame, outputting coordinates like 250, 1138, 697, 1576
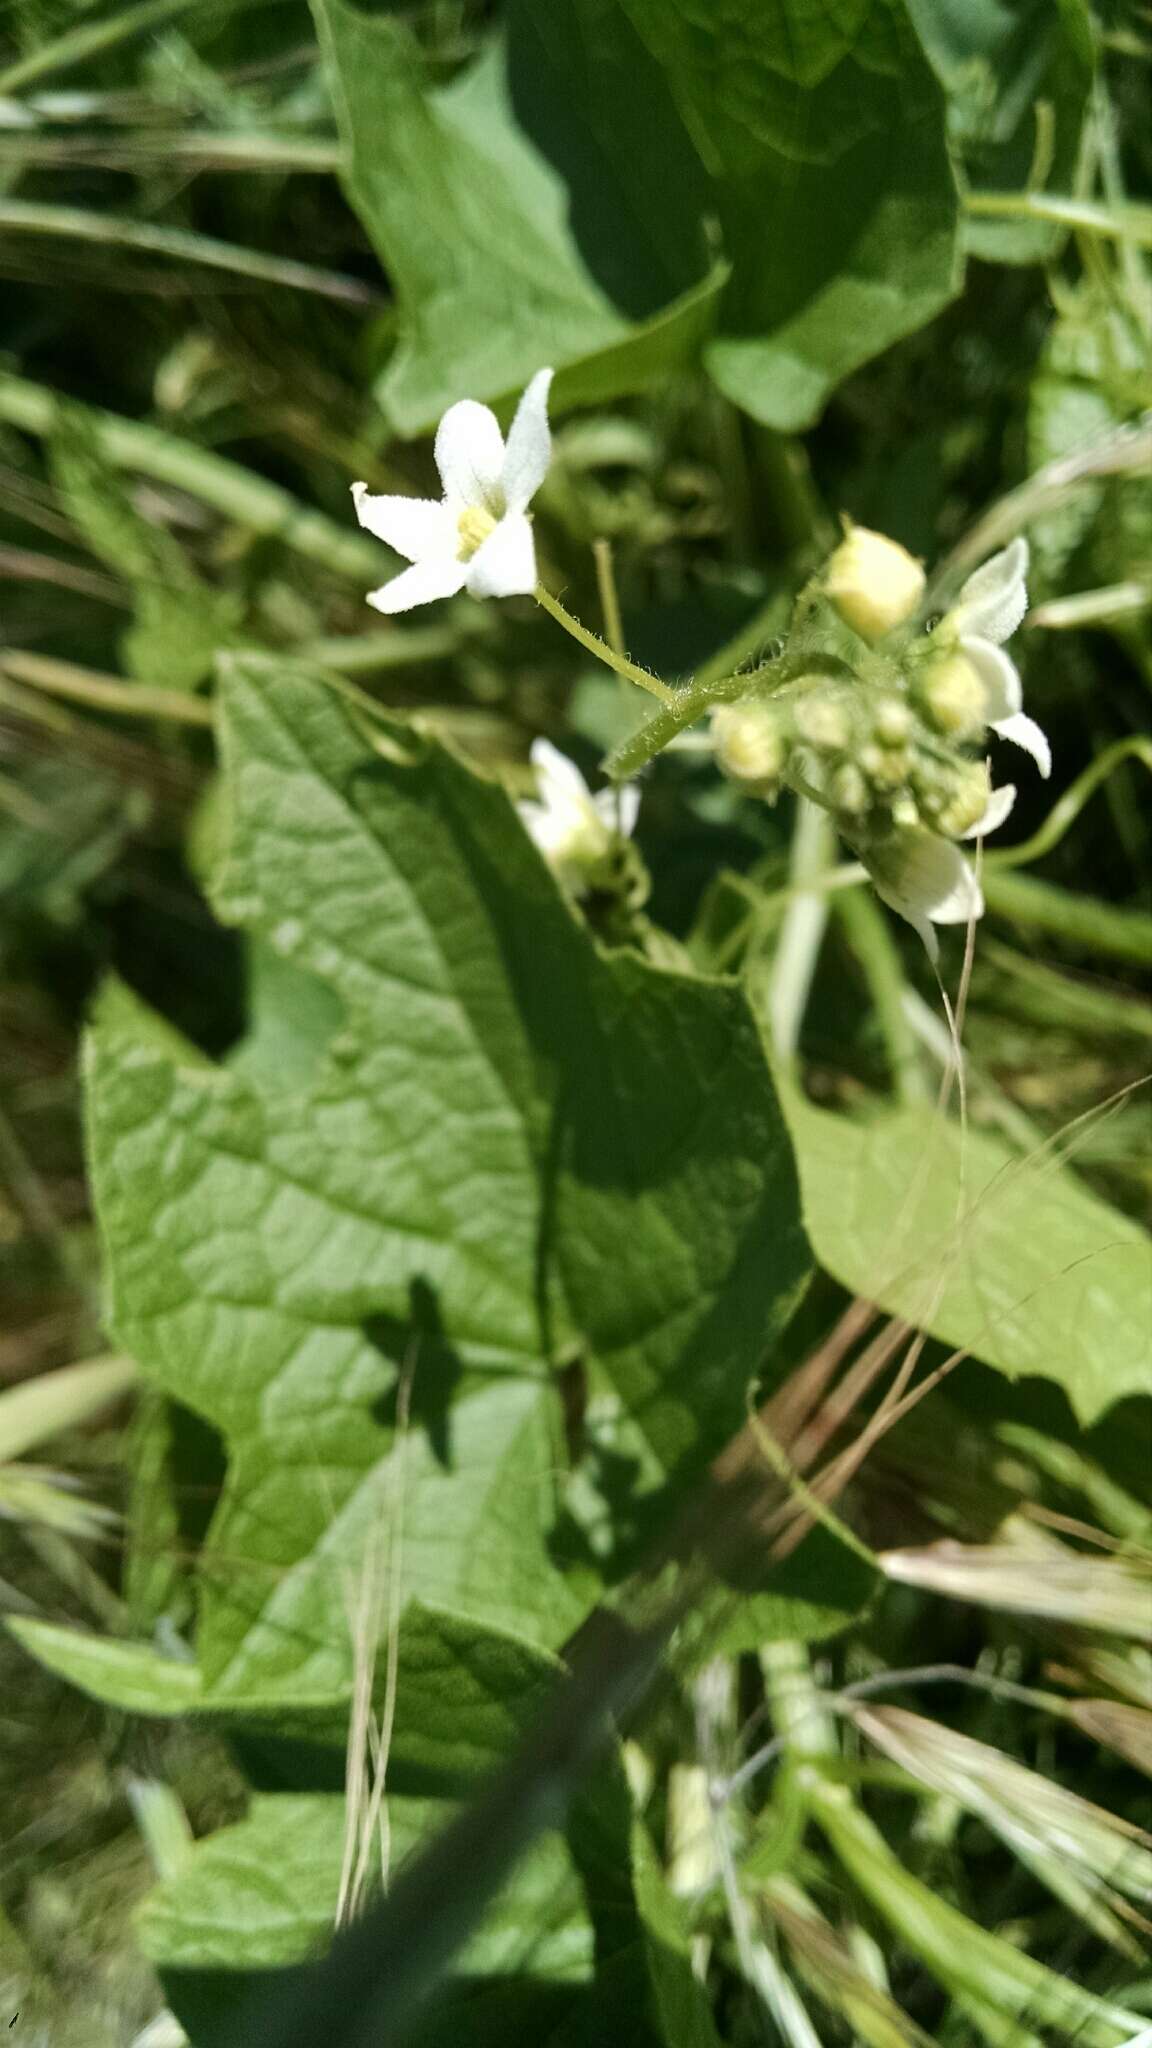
830, 763, 869, 816
712, 702, 786, 792
889, 794, 920, 830
795, 693, 854, 753
873, 696, 913, 745
860, 742, 911, 790
933, 760, 992, 839
916, 652, 987, 737
825, 524, 926, 643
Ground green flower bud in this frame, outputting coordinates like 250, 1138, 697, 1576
712, 702, 786, 792
934, 759, 992, 839
795, 693, 854, 753
830, 763, 869, 816
917, 651, 988, 737
890, 794, 921, 830
860, 742, 911, 790
873, 696, 913, 744
825, 524, 926, 643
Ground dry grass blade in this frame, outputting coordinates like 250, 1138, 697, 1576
879, 1538, 1152, 1639
852, 1703, 1152, 1958
1070, 1701, 1152, 1778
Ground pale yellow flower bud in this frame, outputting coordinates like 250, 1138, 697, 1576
795, 693, 853, 753
917, 651, 987, 737
860, 742, 911, 790
825, 524, 926, 643
933, 760, 992, 839
712, 702, 785, 790
873, 696, 913, 744
830, 763, 869, 816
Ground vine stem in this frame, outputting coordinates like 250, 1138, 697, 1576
766, 798, 836, 1061
534, 583, 675, 705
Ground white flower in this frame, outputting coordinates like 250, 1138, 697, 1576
517, 739, 639, 894
942, 539, 1051, 778
352, 369, 553, 614
868, 781, 1016, 960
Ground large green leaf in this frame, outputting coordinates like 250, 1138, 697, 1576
8, 1601, 556, 1783
789, 1099, 1152, 1423
139, 1791, 592, 1978
906, 0, 1095, 265
85, 654, 808, 1707
310, 0, 722, 432
619, 0, 962, 429
310, 0, 959, 433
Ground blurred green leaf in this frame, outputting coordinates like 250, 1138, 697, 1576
906, 0, 1095, 264
636, 0, 962, 428
788, 1099, 1152, 1422
83, 655, 808, 1706
0, 1351, 136, 1462
140, 1791, 594, 2009
10, 1601, 556, 1778
51, 411, 242, 691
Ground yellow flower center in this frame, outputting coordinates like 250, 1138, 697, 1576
456, 505, 498, 559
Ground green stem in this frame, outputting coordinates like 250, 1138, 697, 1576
0, 130, 342, 174
590, 538, 625, 659
834, 886, 929, 1105
0, 371, 382, 582
766, 799, 835, 1061
0, 0, 198, 93
3, 649, 213, 726
963, 188, 1152, 249
0, 199, 376, 305
983, 869, 1152, 964
929, 416, 1152, 601
534, 583, 675, 704
986, 735, 1152, 870
299, 627, 461, 674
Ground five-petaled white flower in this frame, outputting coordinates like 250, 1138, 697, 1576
352, 369, 554, 614
517, 740, 639, 896
869, 781, 1017, 960
941, 539, 1051, 778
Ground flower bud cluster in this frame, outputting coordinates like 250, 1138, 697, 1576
710, 527, 1048, 954
713, 672, 992, 853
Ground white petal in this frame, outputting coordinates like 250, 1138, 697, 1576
871, 832, 983, 957
992, 711, 1052, 779
517, 798, 572, 860
465, 509, 537, 599
617, 783, 642, 839
531, 738, 590, 805
351, 483, 457, 563
960, 635, 1022, 722
956, 539, 1030, 644
591, 783, 641, 838
501, 368, 553, 512
434, 399, 506, 511
962, 782, 1016, 840
366, 556, 468, 614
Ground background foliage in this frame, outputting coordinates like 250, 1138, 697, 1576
0, 1, 1149, 2044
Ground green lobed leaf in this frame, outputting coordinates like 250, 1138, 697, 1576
619, 0, 963, 429
8, 1601, 557, 1781
310, 0, 960, 433
84, 654, 809, 1708
310, 0, 722, 432
142, 1791, 594, 2025
788, 1098, 1152, 1423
